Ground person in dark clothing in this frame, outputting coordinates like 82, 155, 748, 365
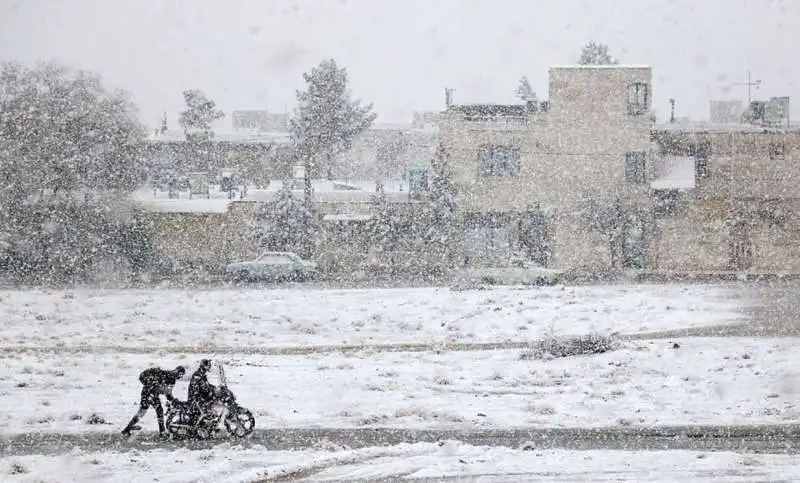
121, 365, 186, 437
188, 359, 217, 424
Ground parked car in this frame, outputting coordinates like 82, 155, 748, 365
224, 252, 319, 282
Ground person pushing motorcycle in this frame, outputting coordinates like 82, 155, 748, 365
188, 359, 218, 424
121, 365, 186, 437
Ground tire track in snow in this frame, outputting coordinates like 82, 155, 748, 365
0, 323, 759, 356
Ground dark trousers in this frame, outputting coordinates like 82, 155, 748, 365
122, 389, 165, 434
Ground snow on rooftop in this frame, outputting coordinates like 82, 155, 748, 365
323, 213, 373, 222
145, 128, 292, 144
655, 121, 800, 133
550, 64, 651, 69
132, 179, 414, 213
651, 155, 696, 190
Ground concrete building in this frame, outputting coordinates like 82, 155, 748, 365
709, 101, 744, 123
650, 121, 800, 272
440, 65, 655, 273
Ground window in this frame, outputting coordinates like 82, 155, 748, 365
408, 168, 428, 199
695, 155, 710, 179
690, 142, 711, 179
477, 144, 521, 177
769, 142, 786, 160
653, 189, 680, 217
626, 83, 650, 116
625, 152, 647, 184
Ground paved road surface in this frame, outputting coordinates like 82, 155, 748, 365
3, 424, 800, 457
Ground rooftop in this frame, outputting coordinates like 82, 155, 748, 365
133, 179, 417, 213
549, 64, 652, 69
654, 121, 800, 133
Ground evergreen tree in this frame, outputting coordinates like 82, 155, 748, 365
578, 42, 619, 65
290, 59, 376, 179
257, 180, 317, 258
178, 89, 224, 171
425, 143, 459, 264
366, 182, 395, 251
516, 76, 534, 102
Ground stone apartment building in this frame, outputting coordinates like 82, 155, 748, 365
650, 122, 800, 272
441, 64, 800, 274
440, 65, 655, 273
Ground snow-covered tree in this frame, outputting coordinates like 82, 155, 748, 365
580, 195, 648, 270
0, 61, 145, 195
516, 76, 534, 102
179, 89, 224, 141
0, 61, 157, 283
578, 42, 619, 65
366, 182, 397, 252
159, 111, 168, 134
425, 143, 459, 264
290, 59, 376, 179
375, 132, 408, 179
179, 89, 224, 171
256, 180, 317, 258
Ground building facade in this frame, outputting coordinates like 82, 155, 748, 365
651, 123, 800, 272
440, 65, 655, 273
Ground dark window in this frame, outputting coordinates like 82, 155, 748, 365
695, 156, 710, 179
477, 144, 521, 177
690, 142, 711, 179
625, 152, 647, 184
769, 142, 786, 160
627, 83, 650, 116
408, 168, 428, 199
653, 189, 680, 217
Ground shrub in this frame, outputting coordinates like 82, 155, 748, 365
521, 333, 618, 360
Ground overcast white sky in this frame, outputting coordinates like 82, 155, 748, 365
1, 0, 797, 127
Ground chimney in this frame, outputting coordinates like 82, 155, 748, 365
445, 88, 454, 108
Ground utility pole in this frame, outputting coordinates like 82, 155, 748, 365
733, 71, 761, 104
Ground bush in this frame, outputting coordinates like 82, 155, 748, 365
521, 333, 618, 360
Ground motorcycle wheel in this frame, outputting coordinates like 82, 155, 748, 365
224, 407, 255, 437
165, 409, 193, 440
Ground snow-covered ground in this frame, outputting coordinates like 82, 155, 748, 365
3, 338, 798, 434
4, 442, 800, 482
0, 284, 744, 349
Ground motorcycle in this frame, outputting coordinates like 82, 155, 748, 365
165, 362, 256, 440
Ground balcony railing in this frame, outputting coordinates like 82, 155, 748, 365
461, 116, 530, 131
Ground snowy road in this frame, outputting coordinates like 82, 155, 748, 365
3, 424, 800, 457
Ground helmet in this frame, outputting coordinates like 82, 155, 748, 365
174, 365, 186, 378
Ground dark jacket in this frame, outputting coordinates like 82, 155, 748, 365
139, 368, 181, 401
188, 368, 216, 404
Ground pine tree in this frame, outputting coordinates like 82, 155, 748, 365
425, 143, 459, 265
258, 180, 317, 258
290, 59, 376, 180
578, 42, 619, 65
367, 182, 395, 250
159, 111, 168, 134
516, 76, 534, 102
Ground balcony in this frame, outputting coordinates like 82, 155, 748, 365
449, 102, 548, 132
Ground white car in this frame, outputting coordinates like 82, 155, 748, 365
224, 252, 318, 282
